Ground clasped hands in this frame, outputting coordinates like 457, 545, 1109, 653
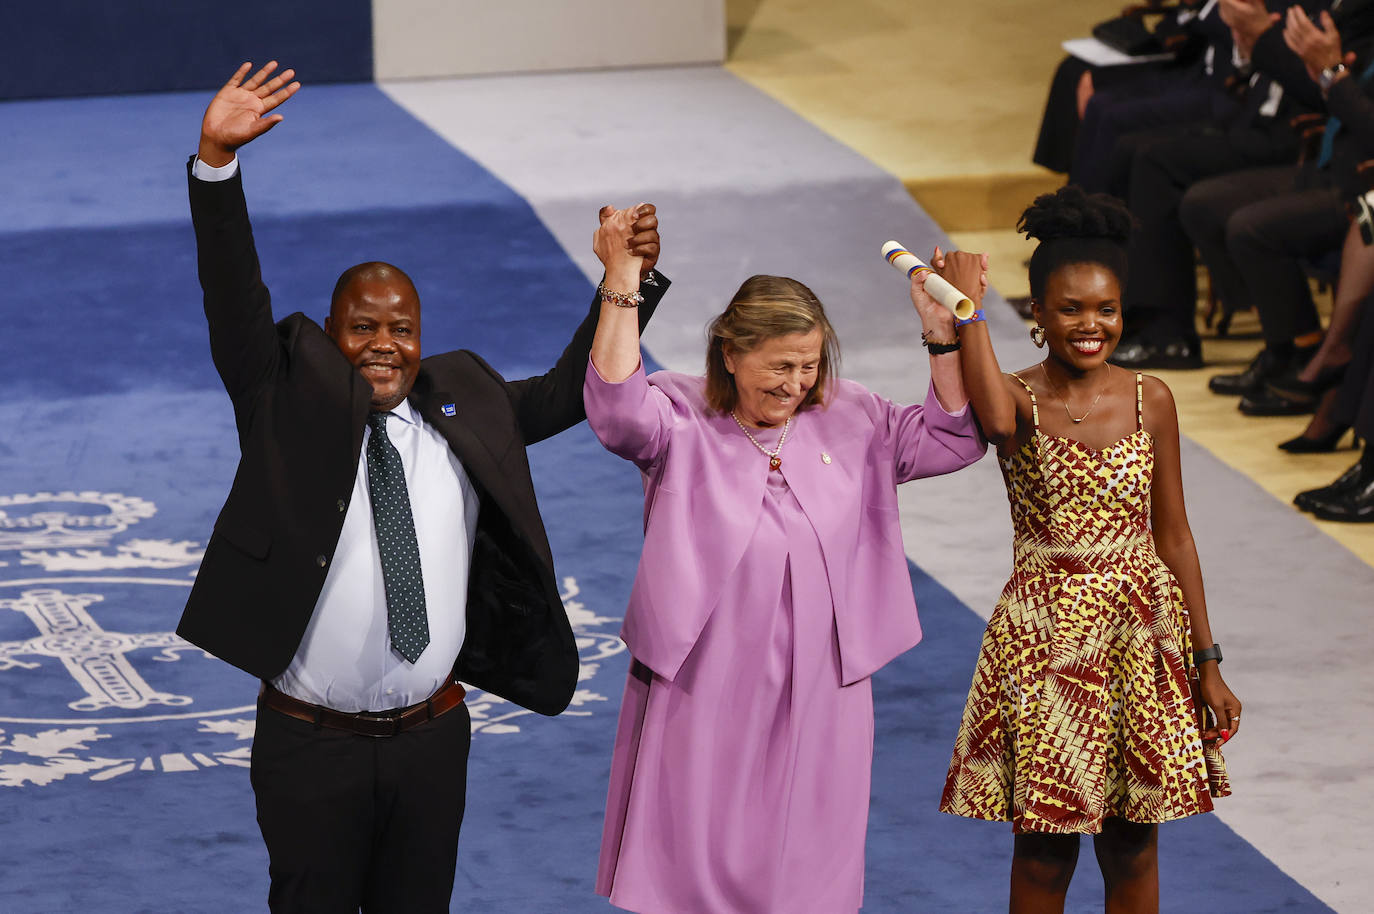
911, 247, 988, 338
595, 204, 660, 285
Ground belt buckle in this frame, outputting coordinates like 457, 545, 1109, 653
355, 713, 403, 738
355, 706, 408, 738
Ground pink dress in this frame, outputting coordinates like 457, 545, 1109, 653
586, 363, 987, 914
597, 428, 872, 913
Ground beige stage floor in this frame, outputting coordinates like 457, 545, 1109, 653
726, 0, 1374, 566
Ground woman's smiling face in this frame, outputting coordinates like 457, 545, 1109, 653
724, 328, 825, 428
1034, 262, 1123, 371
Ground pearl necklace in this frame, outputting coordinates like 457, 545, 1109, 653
1042, 362, 1111, 424
732, 412, 792, 470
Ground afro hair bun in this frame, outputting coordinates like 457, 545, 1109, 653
1017, 185, 1132, 246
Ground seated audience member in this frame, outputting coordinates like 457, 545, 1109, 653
1034, 1, 1225, 177
1073, 0, 1240, 197
1108, 0, 1331, 370
1293, 299, 1374, 520
1272, 215, 1374, 449
1183, 0, 1374, 408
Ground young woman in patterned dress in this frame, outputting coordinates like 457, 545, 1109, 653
940, 185, 1243, 913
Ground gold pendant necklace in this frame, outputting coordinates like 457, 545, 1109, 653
732, 412, 792, 470
1042, 363, 1111, 424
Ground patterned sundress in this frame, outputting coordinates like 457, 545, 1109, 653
940, 372, 1229, 834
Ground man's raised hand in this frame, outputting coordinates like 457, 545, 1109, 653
198, 61, 301, 167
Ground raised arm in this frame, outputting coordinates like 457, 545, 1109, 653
190, 62, 300, 413
917, 249, 1019, 445
590, 206, 650, 382
504, 205, 665, 444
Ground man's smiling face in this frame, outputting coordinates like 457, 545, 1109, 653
325, 266, 422, 411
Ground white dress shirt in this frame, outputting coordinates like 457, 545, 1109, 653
274, 400, 479, 711
194, 156, 479, 711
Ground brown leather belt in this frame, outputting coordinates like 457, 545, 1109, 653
260, 678, 467, 738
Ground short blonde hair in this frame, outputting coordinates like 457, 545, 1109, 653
704, 275, 840, 414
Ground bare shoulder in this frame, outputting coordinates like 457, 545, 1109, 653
1139, 373, 1177, 409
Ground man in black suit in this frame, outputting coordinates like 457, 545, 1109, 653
176, 62, 667, 913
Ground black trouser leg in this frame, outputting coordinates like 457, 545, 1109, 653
1123, 134, 1234, 338
1073, 83, 1219, 194
1224, 185, 1347, 346
1179, 165, 1295, 317
253, 705, 375, 914
363, 704, 470, 914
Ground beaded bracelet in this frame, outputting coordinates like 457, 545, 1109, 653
954, 308, 986, 328
598, 281, 645, 309
921, 329, 961, 355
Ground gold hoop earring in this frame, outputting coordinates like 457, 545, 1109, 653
1030, 325, 1046, 348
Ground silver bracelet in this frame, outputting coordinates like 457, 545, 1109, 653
598, 281, 644, 309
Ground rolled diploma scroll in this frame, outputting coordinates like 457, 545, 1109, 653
881, 240, 975, 320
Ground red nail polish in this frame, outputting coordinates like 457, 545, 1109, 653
1220, 729, 1230, 742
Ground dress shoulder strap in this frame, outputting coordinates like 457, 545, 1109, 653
1010, 372, 1039, 431
1135, 371, 1144, 431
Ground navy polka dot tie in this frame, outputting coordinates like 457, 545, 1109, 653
366, 412, 430, 663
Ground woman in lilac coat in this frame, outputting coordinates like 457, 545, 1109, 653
586, 208, 996, 914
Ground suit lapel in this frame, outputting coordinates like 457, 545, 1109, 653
408, 373, 527, 525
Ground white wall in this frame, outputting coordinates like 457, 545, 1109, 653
373, 0, 725, 80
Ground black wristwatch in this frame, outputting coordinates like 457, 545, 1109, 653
1192, 643, 1223, 665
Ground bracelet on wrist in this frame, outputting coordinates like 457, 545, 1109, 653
598, 281, 644, 309
921, 329, 960, 355
955, 308, 986, 328
1192, 643, 1223, 666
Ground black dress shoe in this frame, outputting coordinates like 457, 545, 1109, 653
1238, 388, 1315, 416
1309, 474, 1374, 522
1108, 337, 1203, 370
1266, 362, 1347, 405
1209, 347, 1282, 396
1294, 460, 1366, 511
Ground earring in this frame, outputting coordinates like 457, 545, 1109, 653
1030, 325, 1046, 348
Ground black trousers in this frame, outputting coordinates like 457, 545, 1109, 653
1033, 55, 1161, 174
1335, 302, 1374, 439
1072, 80, 1236, 195
1124, 129, 1297, 340
1180, 165, 1346, 345
251, 699, 472, 914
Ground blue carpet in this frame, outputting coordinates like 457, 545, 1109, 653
0, 84, 1336, 912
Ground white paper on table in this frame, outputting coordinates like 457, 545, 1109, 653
1062, 37, 1175, 68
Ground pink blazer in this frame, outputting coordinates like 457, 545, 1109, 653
585, 363, 987, 685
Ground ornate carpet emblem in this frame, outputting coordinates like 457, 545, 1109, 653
0, 491, 625, 788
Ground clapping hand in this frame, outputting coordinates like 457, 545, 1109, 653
1220, 0, 1280, 57
198, 61, 301, 167
1283, 7, 1354, 84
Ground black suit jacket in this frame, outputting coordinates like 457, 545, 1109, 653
176, 162, 665, 716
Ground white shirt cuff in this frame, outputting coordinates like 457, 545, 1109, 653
192, 156, 240, 182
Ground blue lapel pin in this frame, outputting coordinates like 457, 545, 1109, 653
441, 403, 456, 417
